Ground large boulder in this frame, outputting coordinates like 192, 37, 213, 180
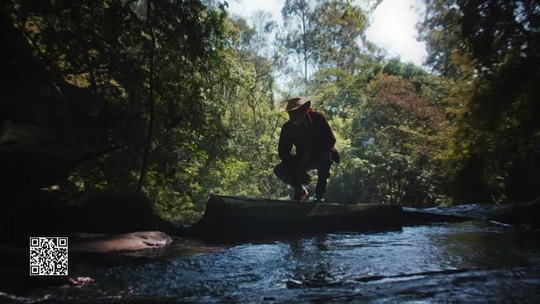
0, 191, 158, 246
486, 197, 540, 229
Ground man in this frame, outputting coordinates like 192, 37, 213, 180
274, 97, 339, 202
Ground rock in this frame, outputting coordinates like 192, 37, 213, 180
64, 192, 157, 234
154, 215, 189, 236
70, 231, 172, 253
0, 191, 159, 246
486, 197, 540, 229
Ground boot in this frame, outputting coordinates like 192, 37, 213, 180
314, 197, 325, 203
293, 186, 309, 201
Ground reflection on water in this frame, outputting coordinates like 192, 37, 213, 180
25, 221, 540, 303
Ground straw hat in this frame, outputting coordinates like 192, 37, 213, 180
282, 97, 311, 112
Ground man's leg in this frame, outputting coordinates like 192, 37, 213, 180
311, 152, 333, 201
273, 163, 308, 201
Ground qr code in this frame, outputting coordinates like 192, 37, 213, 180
29, 237, 68, 276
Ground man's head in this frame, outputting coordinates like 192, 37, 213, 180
284, 97, 310, 125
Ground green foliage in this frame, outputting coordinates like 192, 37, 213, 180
281, 0, 372, 82
3, 0, 228, 221
190, 14, 288, 203
418, 0, 463, 78
5, 0, 537, 226
309, 68, 361, 118
327, 73, 448, 206
421, 0, 540, 203
310, 0, 367, 71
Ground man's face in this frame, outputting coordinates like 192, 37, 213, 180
288, 108, 306, 125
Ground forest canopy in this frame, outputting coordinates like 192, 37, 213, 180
1, 0, 538, 223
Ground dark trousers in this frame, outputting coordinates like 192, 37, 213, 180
274, 152, 333, 199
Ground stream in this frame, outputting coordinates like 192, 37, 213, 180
6, 207, 540, 303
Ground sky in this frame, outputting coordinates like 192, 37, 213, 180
227, 0, 427, 66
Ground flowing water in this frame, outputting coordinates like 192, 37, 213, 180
14, 218, 539, 303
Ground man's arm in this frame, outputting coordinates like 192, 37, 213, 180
278, 124, 295, 166
309, 110, 336, 152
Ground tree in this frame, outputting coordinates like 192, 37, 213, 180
281, 0, 374, 84
452, 0, 540, 202
310, 0, 368, 73
419, 0, 540, 203
328, 72, 447, 206
2, 0, 228, 222
282, 0, 314, 83
418, 0, 464, 77
194, 12, 288, 202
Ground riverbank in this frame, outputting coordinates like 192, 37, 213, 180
1, 196, 539, 302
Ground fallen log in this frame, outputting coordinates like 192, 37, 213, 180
185, 195, 403, 240
401, 207, 474, 226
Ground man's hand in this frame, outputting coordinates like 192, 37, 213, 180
331, 149, 340, 164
